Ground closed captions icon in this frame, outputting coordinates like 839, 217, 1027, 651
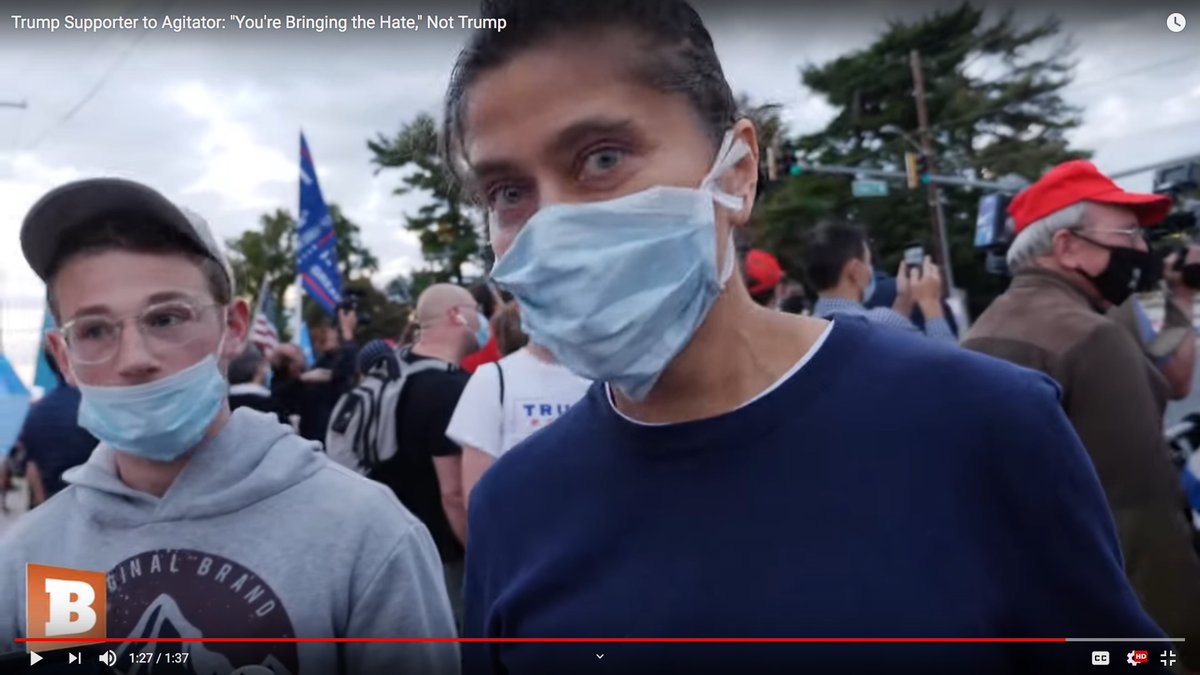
1092, 650, 1110, 665
1168, 13, 1186, 32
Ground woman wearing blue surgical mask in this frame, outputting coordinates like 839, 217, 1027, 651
444, 2, 1166, 673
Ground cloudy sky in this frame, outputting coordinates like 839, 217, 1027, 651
1, 0, 1196, 388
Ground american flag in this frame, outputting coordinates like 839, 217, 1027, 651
251, 284, 281, 357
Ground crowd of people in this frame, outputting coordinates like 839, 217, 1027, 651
2, 0, 1199, 673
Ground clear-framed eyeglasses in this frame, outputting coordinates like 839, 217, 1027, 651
1070, 226, 1145, 247
57, 300, 225, 366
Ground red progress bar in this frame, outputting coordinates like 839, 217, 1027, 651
18, 634, 1070, 638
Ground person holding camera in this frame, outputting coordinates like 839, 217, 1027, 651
964, 160, 1200, 670
805, 221, 957, 344
1110, 245, 1200, 400
297, 307, 361, 443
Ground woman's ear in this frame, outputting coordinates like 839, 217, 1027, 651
725, 118, 760, 229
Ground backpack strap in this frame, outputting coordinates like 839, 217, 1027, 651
496, 361, 505, 405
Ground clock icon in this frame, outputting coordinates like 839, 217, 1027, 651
1168, 13, 1186, 32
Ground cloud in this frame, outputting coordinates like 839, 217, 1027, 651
167, 81, 297, 213
0, 153, 82, 385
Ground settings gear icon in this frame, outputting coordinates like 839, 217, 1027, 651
1128, 651, 1139, 666
1127, 650, 1149, 666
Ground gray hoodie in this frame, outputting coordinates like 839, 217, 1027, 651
0, 408, 459, 675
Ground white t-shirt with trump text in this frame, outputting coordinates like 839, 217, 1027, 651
446, 347, 592, 459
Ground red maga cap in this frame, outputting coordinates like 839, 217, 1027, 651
1008, 160, 1171, 235
745, 249, 783, 296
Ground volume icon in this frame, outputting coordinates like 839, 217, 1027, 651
99, 650, 117, 666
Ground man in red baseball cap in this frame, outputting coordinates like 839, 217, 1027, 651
744, 248, 784, 306
965, 160, 1200, 669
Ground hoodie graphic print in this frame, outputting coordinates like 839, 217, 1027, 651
0, 408, 460, 675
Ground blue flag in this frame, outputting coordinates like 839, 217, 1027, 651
297, 323, 316, 369
33, 309, 60, 395
297, 132, 342, 317
0, 353, 31, 459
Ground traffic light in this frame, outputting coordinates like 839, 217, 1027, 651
905, 152, 930, 189
905, 152, 920, 189
766, 144, 804, 181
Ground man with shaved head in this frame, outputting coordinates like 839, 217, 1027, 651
370, 282, 485, 628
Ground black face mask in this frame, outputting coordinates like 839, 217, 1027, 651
1075, 236, 1162, 305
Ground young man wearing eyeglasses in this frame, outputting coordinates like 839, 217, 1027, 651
1, 178, 459, 674
965, 160, 1200, 670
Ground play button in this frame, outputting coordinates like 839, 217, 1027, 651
29, 652, 42, 666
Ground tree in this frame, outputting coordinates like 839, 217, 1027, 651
226, 203, 380, 341
227, 209, 297, 341
329, 203, 380, 280
384, 274, 414, 306
751, 3, 1090, 316
368, 113, 485, 285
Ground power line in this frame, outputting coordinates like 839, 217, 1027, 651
1065, 53, 1197, 93
22, 25, 152, 152
929, 52, 1200, 133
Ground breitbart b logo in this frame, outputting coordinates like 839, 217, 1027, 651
26, 564, 107, 651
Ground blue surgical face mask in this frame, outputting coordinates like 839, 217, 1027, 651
76, 336, 229, 463
491, 131, 749, 402
863, 271, 877, 304
475, 310, 491, 349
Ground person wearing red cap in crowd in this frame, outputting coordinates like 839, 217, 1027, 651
744, 248, 784, 306
965, 160, 1200, 669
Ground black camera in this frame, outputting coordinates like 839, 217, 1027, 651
1147, 161, 1200, 290
337, 289, 372, 326
974, 192, 1013, 277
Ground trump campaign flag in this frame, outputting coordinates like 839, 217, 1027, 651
296, 132, 342, 317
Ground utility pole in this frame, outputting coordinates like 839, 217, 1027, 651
909, 49, 955, 290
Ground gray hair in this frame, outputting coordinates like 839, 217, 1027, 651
228, 344, 266, 385
1006, 202, 1089, 273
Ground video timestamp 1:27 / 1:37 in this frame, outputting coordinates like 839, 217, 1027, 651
126, 651, 190, 665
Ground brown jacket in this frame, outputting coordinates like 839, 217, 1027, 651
964, 269, 1200, 665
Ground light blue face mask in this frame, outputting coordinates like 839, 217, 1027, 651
475, 309, 491, 349
76, 335, 229, 463
491, 131, 749, 402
